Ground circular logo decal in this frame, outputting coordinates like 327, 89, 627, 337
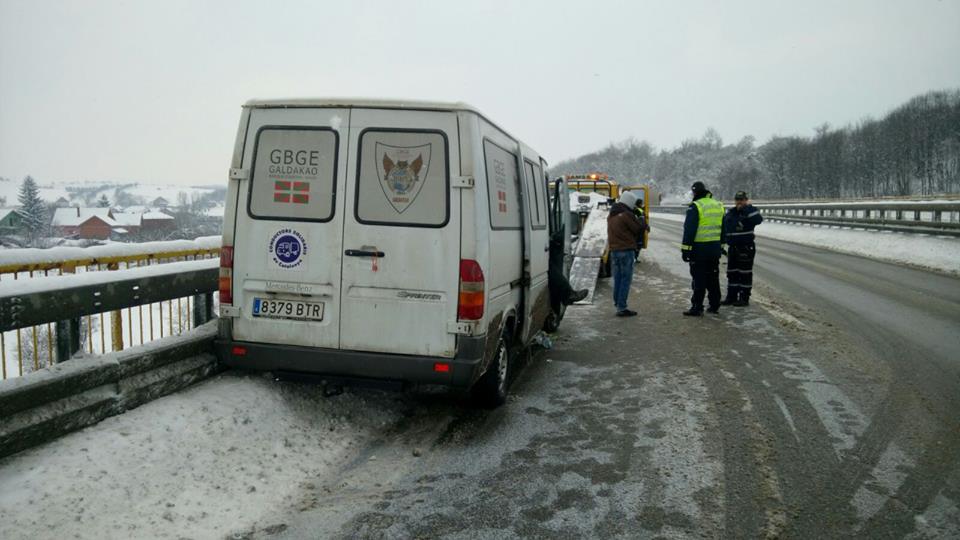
268, 229, 307, 269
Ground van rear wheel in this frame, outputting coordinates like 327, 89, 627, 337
473, 335, 510, 408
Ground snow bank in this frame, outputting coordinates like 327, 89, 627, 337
0, 236, 222, 268
0, 259, 218, 297
0, 373, 401, 540
651, 212, 960, 276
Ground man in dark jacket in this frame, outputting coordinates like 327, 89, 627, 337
722, 191, 763, 306
681, 181, 724, 316
607, 191, 643, 317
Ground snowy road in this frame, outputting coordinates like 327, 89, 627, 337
1, 221, 959, 538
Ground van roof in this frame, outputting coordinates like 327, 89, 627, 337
243, 97, 482, 114
243, 98, 536, 160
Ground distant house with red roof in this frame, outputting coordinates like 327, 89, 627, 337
51, 207, 119, 240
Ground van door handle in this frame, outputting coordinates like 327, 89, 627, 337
345, 249, 385, 257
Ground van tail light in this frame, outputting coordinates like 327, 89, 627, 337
457, 259, 484, 321
219, 245, 234, 305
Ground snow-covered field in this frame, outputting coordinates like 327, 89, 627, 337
0, 178, 220, 207
651, 212, 960, 276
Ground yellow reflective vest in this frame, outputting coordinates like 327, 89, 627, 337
693, 197, 723, 243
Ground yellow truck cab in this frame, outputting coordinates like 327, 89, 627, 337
566, 174, 620, 200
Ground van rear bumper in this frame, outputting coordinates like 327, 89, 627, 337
214, 336, 487, 389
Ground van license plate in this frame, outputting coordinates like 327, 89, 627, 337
252, 298, 324, 321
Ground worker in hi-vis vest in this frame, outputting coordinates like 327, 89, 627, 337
680, 181, 724, 316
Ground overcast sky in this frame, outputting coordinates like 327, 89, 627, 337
1, 0, 958, 186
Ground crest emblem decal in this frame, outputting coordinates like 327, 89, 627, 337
376, 143, 432, 213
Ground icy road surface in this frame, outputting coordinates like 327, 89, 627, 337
1, 220, 959, 538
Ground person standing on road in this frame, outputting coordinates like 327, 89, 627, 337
607, 190, 643, 317
722, 191, 763, 306
681, 181, 724, 316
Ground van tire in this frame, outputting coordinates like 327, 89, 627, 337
473, 334, 510, 408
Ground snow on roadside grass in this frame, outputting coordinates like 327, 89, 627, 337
651, 212, 960, 276
0, 372, 402, 540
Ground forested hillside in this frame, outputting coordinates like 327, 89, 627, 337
551, 89, 960, 201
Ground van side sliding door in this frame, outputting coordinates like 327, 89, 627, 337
519, 151, 550, 343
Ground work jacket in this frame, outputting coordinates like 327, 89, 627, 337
681, 193, 724, 260
723, 205, 763, 246
607, 202, 642, 251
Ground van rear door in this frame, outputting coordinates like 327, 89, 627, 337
230, 107, 349, 349
339, 108, 460, 358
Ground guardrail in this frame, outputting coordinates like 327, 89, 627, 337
760, 202, 960, 236
0, 238, 220, 380
653, 201, 960, 236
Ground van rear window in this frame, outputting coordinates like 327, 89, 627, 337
355, 129, 449, 227
249, 127, 338, 222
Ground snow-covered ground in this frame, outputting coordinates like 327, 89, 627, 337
0, 178, 219, 207
652, 212, 960, 276
0, 373, 402, 540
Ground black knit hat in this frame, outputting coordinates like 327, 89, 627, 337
691, 181, 707, 196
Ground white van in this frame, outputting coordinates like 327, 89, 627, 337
215, 98, 571, 406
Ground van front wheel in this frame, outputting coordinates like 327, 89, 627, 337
473, 335, 510, 408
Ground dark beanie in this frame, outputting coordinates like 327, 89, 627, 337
691, 181, 707, 196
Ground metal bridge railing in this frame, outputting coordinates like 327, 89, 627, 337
653, 201, 960, 236
759, 202, 960, 236
0, 237, 220, 380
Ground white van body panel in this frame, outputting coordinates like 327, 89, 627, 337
338, 108, 460, 357
519, 142, 551, 344
230, 107, 350, 349
476, 119, 523, 329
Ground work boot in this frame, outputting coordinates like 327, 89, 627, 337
565, 289, 589, 305
733, 297, 750, 307
616, 309, 637, 317
706, 305, 720, 314
682, 307, 703, 317
720, 294, 737, 306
